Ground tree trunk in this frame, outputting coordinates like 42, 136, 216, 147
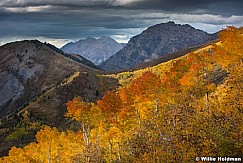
117, 141, 121, 161
205, 92, 209, 113
155, 98, 159, 113
136, 107, 142, 137
109, 139, 113, 162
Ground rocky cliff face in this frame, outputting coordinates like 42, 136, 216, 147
61, 36, 125, 65
100, 21, 218, 70
0, 40, 96, 117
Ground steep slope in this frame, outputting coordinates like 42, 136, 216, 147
45, 42, 99, 69
61, 36, 125, 65
132, 39, 219, 71
100, 21, 218, 70
108, 40, 221, 86
62, 53, 100, 69
0, 40, 119, 157
0, 40, 100, 118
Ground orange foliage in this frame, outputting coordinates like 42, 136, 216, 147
2, 26, 243, 163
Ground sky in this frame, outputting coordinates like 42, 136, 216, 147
0, 0, 243, 48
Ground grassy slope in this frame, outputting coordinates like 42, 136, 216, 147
107, 40, 220, 86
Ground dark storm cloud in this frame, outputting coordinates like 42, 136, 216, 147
1, 0, 243, 15
128, 0, 243, 15
0, 10, 145, 39
0, 0, 242, 47
1, 0, 110, 8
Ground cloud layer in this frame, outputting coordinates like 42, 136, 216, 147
0, 0, 242, 47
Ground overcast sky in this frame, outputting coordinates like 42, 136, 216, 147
0, 0, 243, 47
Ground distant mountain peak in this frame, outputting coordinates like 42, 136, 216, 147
100, 22, 218, 70
99, 36, 116, 42
61, 36, 125, 65
167, 21, 175, 24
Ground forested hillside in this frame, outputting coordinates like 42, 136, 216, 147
1, 27, 242, 162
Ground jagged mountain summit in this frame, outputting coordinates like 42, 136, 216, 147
100, 21, 218, 70
61, 36, 125, 65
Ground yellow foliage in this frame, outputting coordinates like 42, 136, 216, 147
2, 26, 243, 162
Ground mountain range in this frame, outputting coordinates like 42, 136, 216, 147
0, 21, 219, 124
0, 22, 222, 157
1, 26, 242, 162
61, 36, 125, 65
100, 21, 218, 70
0, 22, 220, 121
